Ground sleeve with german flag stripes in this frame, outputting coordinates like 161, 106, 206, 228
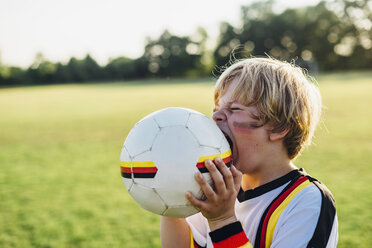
189, 221, 253, 248
209, 222, 253, 248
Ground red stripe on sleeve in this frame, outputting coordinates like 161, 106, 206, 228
210, 222, 249, 248
212, 231, 249, 248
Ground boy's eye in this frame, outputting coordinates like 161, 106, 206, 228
230, 107, 241, 111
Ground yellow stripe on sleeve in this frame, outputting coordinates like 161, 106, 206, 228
239, 242, 253, 248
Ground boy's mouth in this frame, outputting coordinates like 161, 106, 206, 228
223, 133, 235, 164
225, 135, 234, 154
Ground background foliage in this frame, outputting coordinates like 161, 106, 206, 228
1, 0, 371, 86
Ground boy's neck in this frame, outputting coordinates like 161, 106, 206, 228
240, 160, 296, 191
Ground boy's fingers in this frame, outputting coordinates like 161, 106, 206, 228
195, 172, 217, 202
214, 157, 234, 191
186, 191, 206, 210
205, 159, 227, 195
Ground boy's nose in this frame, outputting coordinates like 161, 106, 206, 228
212, 109, 227, 123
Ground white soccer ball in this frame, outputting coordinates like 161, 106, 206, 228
120, 107, 231, 218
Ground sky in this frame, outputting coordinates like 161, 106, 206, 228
0, 0, 320, 68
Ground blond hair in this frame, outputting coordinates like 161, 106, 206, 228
214, 57, 322, 159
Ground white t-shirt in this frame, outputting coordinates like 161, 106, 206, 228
186, 169, 338, 248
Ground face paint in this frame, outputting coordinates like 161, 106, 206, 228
233, 121, 263, 134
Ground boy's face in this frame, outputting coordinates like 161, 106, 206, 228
213, 78, 272, 173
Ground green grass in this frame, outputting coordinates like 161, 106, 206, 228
0, 73, 371, 247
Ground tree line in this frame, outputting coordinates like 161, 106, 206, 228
1, 0, 371, 86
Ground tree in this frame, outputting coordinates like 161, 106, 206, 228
65, 54, 103, 82
213, 0, 372, 71
54, 63, 72, 83
325, 0, 372, 69
141, 30, 204, 77
25, 53, 57, 84
105, 57, 136, 80
82, 54, 105, 81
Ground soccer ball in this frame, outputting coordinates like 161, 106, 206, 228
120, 107, 231, 218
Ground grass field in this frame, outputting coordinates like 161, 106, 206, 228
0, 72, 371, 247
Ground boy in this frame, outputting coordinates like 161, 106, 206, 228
161, 58, 338, 248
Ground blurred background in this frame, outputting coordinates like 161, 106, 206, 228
0, 0, 371, 247
1, 0, 371, 84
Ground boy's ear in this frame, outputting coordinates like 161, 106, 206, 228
269, 128, 289, 141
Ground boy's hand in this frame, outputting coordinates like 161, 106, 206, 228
186, 157, 242, 231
